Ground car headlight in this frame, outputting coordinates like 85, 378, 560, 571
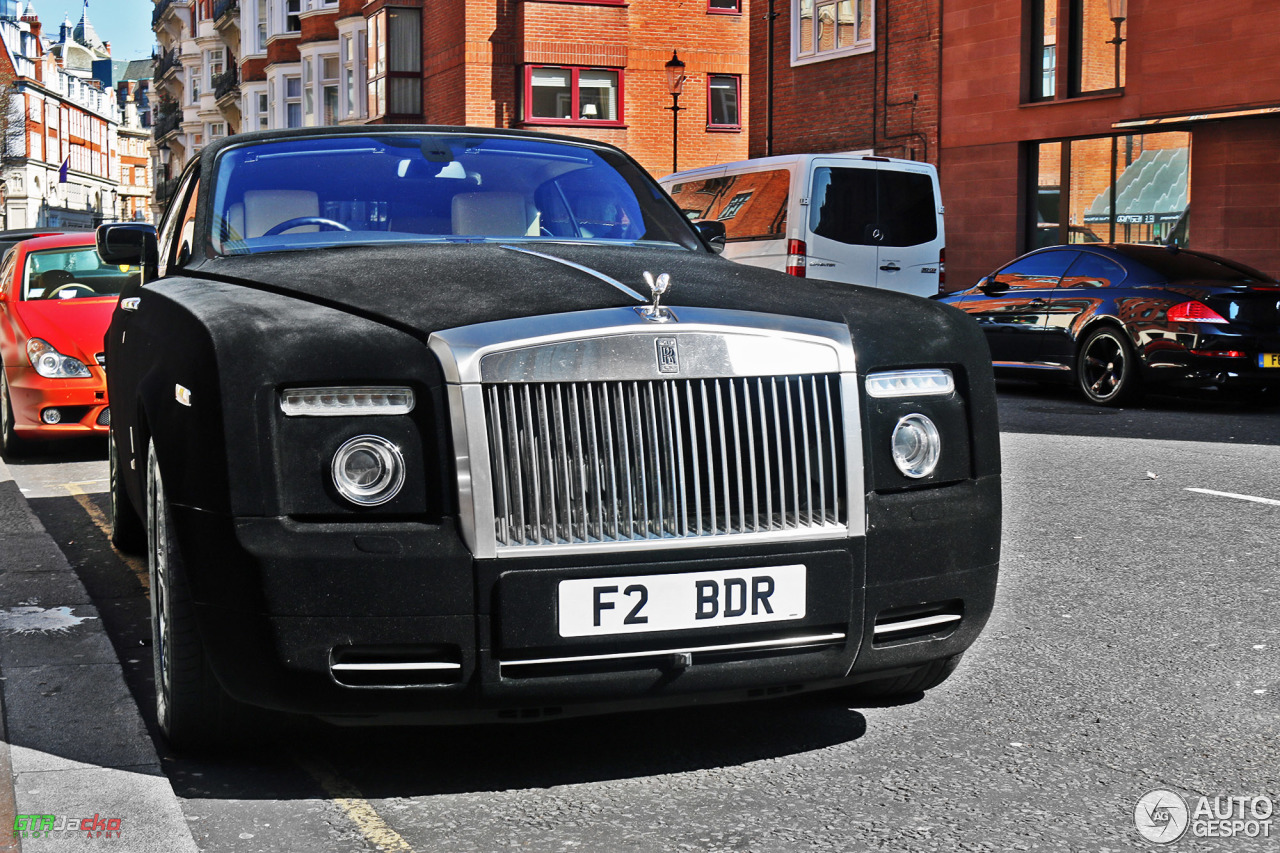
331, 435, 406, 506
890, 414, 941, 479
27, 338, 92, 378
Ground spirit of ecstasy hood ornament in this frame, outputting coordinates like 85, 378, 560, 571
640, 271, 675, 322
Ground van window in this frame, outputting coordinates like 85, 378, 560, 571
667, 169, 789, 241
810, 167, 938, 248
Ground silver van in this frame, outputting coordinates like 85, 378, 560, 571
661, 153, 945, 297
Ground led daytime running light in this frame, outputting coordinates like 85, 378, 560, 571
866, 369, 955, 398
281, 387, 415, 417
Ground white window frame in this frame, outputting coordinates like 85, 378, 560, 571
320, 54, 339, 125
284, 74, 302, 127
791, 0, 875, 67
207, 48, 224, 91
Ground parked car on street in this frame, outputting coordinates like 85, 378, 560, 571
0, 232, 136, 455
939, 243, 1280, 405
97, 126, 1001, 749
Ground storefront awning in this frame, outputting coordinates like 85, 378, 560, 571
1114, 104, 1280, 130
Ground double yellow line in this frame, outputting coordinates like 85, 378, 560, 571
62, 482, 419, 853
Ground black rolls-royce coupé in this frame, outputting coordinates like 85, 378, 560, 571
98, 127, 1001, 748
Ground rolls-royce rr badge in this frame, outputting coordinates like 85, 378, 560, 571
656, 337, 679, 373
641, 271, 673, 322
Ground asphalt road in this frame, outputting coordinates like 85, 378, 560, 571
4, 382, 1278, 852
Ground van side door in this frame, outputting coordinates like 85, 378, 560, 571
805, 158, 880, 289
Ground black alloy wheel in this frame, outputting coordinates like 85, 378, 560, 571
0, 371, 27, 457
109, 431, 145, 552
147, 441, 233, 751
1076, 326, 1140, 406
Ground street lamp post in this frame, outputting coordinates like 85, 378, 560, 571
664, 50, 687, 174
1107, 0, 1128, 90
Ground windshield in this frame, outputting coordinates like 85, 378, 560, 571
22, 247, 140, 300
210, 133, 700, 256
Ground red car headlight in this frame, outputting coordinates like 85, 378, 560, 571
27, 338, 92, 379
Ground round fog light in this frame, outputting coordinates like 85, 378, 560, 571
891, 414, 940, 479
331, 435, 405, 506
41, 408, 62, 425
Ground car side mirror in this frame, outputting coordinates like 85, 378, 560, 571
978, 276, 1009, 296
97, 222, 157, 265
693, 220, 727, 255
97, 223, 158, 283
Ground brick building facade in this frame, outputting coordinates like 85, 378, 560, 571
156, 0, 751, 183
941, 0, 1280, 290
748, 0, 941, 164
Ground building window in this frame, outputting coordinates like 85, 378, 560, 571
303, 57, 315, 125
257, 91, 270, 130
208, 49, 224, 91
343, 34, 367, 120
255, 0, 268, 51
367, 8, 421, 119
707, 74, 740, 129
793, 0, 873, 65
1030, 0, 1125, 101
189, 66, 201, 103
525, 66, 622, 125
286, 0, 301, 33
1029, 131, 1189, 250
708, 0, 741, 12
321, 56, 339, 124
208, 122, 226, 141
284, 75, 302, 127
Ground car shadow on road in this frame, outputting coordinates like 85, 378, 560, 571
995, 379, 1280, 446
157, 695, 871, 800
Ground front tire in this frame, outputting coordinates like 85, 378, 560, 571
1, 371, 27, 457
109, 432, 145, 552
1076, 326, 1141, 406
147, 441, 233, 751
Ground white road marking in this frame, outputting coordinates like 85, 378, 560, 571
1185, 488, 1280, 507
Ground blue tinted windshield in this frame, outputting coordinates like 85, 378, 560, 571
210, 133, 698, 255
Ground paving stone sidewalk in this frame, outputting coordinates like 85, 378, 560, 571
0, 457, 197, 852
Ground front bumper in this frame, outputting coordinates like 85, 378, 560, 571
8, 365, 109, 439
173, 475, 1000, 722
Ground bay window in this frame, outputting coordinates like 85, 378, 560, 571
367, 8, 421, 119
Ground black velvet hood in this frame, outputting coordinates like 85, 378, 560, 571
187, 241, 980, 373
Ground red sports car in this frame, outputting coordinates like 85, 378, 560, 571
0, 232, 138, 454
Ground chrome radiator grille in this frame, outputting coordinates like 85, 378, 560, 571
483, 375, 846, 549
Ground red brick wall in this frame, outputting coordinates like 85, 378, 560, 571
750, 0, 940, 164
413, 0, 749, 178
1189, 118, 1280, 278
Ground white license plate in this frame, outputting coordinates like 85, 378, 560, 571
558, 565, 806, 638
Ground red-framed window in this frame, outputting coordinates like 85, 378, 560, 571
524, 66, 624, 127
708, 0, 741, 13
707, 74, 741, 129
